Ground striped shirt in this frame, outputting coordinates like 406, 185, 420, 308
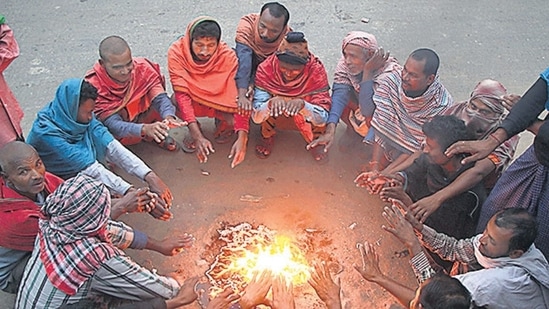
15, 221, 179, 308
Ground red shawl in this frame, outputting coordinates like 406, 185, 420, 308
168, 16, 239, 113
235, 13, 290, 62
254, 53, 331, 111
85, 57, 165, 121
0, 172, 63, 251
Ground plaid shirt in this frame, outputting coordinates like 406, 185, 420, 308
15, 220, 179, 308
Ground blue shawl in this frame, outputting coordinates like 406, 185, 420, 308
27, 78, 113, 178
540, 67, 549, 110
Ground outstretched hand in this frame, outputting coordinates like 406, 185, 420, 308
272, 275, 296, 309
206, 288, 240, 309
354, 241, 384, 282
381, 203, 421, 250
155, 233, 195, 256
145, 172, 173, 208
309, 262, 342, 309
239, 270, 272, 309
444, 139, 498, 165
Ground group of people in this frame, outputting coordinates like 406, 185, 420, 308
1, 0, 549, 307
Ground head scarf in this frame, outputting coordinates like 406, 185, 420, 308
168, 16, 239, 113
333, 31, 401, 92
86, 57, 166, 122
26, 79, 113, 178
235, 13, 290, 62
276, 32, 309, 65
38, 174, 122, 295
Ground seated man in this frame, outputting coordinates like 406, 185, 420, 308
359, 116, 484, 239
0, 15, 24, 148
307, 31, 401, 153
0, 141, 188, 294
86, 35, 184, 150
235, 2, 290, 115
369, 48, 453, 171
26, 79, 174, 208
382, 202, 549, 308
252, 32, 331, 162
377, 79, 520, 223
169, 17, 249, 168
15, 175, 199, 308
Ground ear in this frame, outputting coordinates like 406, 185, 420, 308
426, 74, 435, 86
98, 58, 105, 66
508, 249, 525, 259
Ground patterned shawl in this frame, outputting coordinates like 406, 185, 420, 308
235, 13, 290, 62
168, 16, 239, 113
371, 71, 453, 153
38, 174, 123, 295
333, 31, 401, 92
85, 57, 165, 121
26, 79, 114, 178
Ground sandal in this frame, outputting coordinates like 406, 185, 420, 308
181, 135, 197, 153
213, 119, 234, 144
157, 136, 178, 152
310, 146, 329, 164
255, 136, 275, 159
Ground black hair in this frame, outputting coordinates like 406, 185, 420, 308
422, 115, 472, 151
419, 273, 472, 309
534, 121, 549, 167
191, 20, 221, 42
260, 2, 290, 26
494, 208, 537, 252
410, 48, 440, 76
80, 80, 98, 105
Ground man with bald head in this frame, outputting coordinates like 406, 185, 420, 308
0, 141, 191, 294
85, 35, 184, 150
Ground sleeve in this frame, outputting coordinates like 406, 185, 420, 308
150, 93, 176, 119
103, 113, 143, 139
91, 255, 180, 301
105, 139, 152, 180
235, 43, 254, 89
106, 220, 134, 249
80, 161, 132, 196
173, 91, 197, 124
409, 251, 438, 284
234, 112, 250, 133
358, 80, 375, 118
417, 226, 478, 264
500, 77, 547, 137
327, 83, 352, 124
251, 88, 272, 124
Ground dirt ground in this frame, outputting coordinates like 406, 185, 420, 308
2, 0, 549, 308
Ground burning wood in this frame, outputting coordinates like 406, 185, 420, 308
205, 222, 311, 297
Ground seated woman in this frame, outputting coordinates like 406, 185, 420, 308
26, 78, 173, 210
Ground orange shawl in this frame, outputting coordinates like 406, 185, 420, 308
168, 16, 238, 113
85, 57, 165, 121
235, 13, 290, 62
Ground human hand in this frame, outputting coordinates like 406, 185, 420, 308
379, 183, 413, 206
145, 172, 173, 208
362, 48, 390, 80
148, 198, 173, 221
501, 94, 521, 111
307, 127, 335, 154
206, 287, 240, 309
155, 233, 195, 256
309, 262, 342, 309
116, 187, 156, 214
272, 275, 296, 309
166, 276, 200, 307
237, 88, 253, 116
354, 241, 384, 282
142, 121, 170, 143
354, 171, 394, 195
284, 99, 305, 117
239, 270, 272, 309
195, 136, 215, 163
268, 96, 287, 117
163, 116, 187, 128
410, 195, 442, 223
444, 139, 498, 165
381, 204, 421, 250
228, 133, 248, 168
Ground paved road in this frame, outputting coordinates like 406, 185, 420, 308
2, 0, 548, 307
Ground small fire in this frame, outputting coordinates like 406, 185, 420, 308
206, 223, 310, 296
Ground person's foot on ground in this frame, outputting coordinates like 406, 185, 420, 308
181, 134, 197, 153
157, 136, 179, 151
214, 119, 234, 144
255, 135, 275, 159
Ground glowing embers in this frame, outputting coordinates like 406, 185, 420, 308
205, 222, 310, 296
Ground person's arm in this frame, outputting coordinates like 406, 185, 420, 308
150, 92, 177, 120
91, 255, 180, 301
102, 113, 143, 139
358, 80, 375, 118
235, 43, 254, 90
173, 91, 197, 125
417, 225, 478, 264
327, 83, 352, 125
382, 151, 420, 175
105, 139, 151, 180
251, 88, 272, 124
81, 161, 132, 195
